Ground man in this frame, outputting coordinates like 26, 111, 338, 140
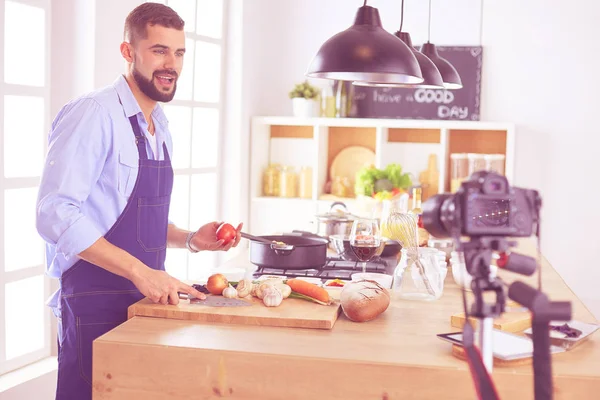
35, 3, 241, 399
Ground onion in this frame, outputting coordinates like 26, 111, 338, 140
340, 280, 390, 322
206, 273, 229, 295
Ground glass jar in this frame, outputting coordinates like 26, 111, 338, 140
392, 248, 445, 301
485, 154, 506, 175
279, 166, 298, 198
331, 176, 351, 198
299, 166, 313, 199
467, 153, 486, 176
262, 164, 281, 196
450, 153, 468, 193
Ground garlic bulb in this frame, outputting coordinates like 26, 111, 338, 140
235, 279, 252, 297
222, 284, 237, 298
263, 287, 283, 307
277, 283, 292, 299
256, 283, 276, 299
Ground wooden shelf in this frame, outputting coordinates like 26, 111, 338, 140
250, 116, 516, 235
270, 125, 313, 139
388, 128, 441, 143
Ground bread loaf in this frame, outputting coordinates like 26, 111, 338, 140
340, 280, 390, 322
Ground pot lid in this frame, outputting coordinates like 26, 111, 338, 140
315, 201, 358, 221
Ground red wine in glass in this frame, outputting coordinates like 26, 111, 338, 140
350, 242, 379, 262
350, 219, 381, 273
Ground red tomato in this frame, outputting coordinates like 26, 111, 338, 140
216, 223, 237, 244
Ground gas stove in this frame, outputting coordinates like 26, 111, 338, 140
252, 255, 397, 281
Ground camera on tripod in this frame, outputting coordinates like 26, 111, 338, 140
422, 170, 542, 239
419, 170, 571, 400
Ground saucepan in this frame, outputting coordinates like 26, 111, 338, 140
313, 202, 359, 238
329, 234, 402, 262
241, 232, 329, 270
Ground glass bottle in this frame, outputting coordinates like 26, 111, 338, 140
320, 85, 336, 118
410, 187, 423, 228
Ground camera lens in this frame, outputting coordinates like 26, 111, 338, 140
422, 194, 453, 238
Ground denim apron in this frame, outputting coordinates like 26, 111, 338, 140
55, 115, 173, 399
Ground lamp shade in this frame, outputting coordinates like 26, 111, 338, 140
420, 42, 463, 89
354, 31, 444, 88
305, 6, 423, 85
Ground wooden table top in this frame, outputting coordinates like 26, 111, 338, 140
94, 238, 600, 399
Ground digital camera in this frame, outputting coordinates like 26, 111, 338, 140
422, 171, 541, 238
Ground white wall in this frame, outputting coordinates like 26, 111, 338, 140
480, 0, 600, 317
238, 0, 600, 319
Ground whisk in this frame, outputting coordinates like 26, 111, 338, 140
383, 211, 436, 296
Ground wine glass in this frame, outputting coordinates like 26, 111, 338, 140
349, 218, 381, 273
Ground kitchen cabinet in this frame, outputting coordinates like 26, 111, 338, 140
249, 116, 515, 235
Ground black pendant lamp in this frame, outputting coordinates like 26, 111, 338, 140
305, 1, 423, 85
354, 0, 444, 88
421, 0, 462, 89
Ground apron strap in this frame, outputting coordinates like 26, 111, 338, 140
162, 142, 171, 162
128, 115, 149, 161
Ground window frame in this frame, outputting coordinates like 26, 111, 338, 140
164, 0, 229, 279
0, 0, 53, 375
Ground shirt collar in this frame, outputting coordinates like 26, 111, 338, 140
113, 74, 169, 128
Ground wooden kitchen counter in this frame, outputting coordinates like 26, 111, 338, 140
92, 239, 600, 399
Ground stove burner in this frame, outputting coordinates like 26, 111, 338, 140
252, 256, 395, 281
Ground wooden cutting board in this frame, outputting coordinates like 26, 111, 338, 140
451, 311, 532, 333
127, 295, 342, 330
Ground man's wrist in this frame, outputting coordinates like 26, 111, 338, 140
185, 231, 199, 253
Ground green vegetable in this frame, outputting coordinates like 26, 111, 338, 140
354, 164, 412, 197
385, 164, 412, 189
355, 166, 386, 196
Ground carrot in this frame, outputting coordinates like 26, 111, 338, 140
286, 279, 330, 305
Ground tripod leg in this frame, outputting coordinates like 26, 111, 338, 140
478, 317, 494, 373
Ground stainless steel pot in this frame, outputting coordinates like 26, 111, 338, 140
313, 201, 358, 237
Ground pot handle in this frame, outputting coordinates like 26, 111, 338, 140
329, 201, 348, 212
272, 247, 294, 256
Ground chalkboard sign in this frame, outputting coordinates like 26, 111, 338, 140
347, 46, 483, 121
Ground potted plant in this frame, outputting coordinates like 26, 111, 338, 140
289, 80, 320, 118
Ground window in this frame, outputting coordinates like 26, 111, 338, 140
0, 0, 52, 374
161, 0, 228, 281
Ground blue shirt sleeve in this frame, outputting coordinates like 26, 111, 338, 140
36, 98, 111, 260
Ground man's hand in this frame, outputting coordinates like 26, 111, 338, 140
190, 221, 242, 252
130, 266, 206, 304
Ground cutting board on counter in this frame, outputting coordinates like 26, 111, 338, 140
451, 311, 532, 333
127, 295, 342, 330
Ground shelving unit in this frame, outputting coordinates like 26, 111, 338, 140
249, 116, 515, 235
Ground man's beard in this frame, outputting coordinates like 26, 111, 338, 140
132, 64, 178, 103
